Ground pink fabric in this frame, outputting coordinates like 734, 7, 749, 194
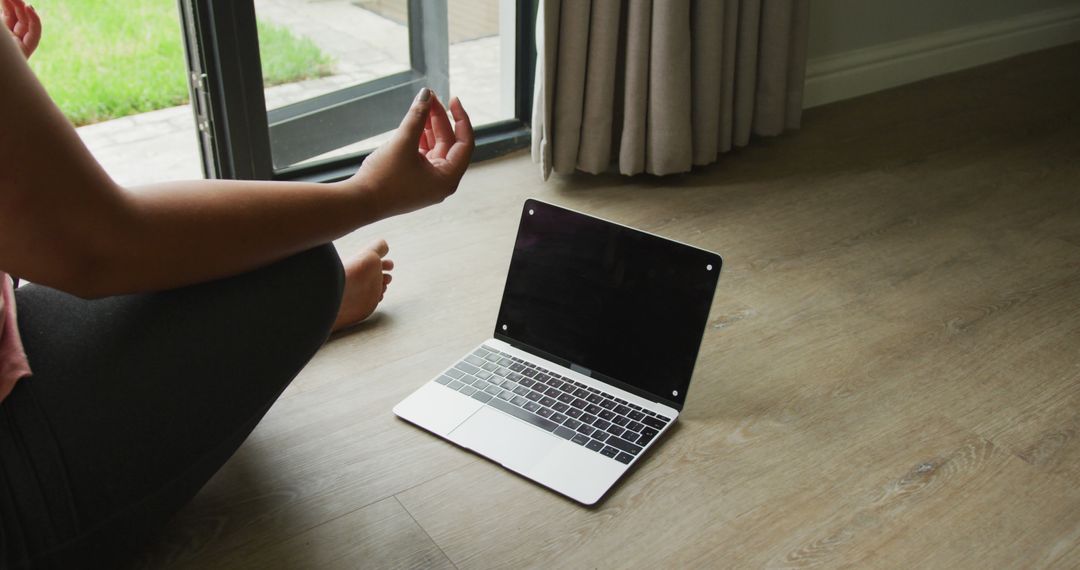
0, 271, 32, 403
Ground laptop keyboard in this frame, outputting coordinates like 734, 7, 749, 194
434, 345, 671, 465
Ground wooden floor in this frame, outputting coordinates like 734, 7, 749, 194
141, 43, 1080, 569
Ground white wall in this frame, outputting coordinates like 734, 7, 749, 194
804, 0, 1080, 107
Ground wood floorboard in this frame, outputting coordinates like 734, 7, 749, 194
143, 43, 1080, 568
172, 497, 456, 570
695, 416, 1080, 569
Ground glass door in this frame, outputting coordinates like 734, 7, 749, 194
178, 0, 534, 182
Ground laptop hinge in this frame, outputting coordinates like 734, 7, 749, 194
569, 363, 592, 377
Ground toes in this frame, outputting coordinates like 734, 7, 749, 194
383, 273, 393, 285
370, 239, 390, 257
382, 258, 395, 271
358, 249, 381, 269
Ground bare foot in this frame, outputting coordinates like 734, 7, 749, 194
333, 239, 394, 331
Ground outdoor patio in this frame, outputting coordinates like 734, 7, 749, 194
76, 0, 508, 186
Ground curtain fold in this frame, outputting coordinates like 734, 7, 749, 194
618, 0, 651, 175
533, 0, 810, 179
578, 0, 621, 173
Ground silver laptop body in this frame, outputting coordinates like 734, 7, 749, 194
395, 199, 722, 504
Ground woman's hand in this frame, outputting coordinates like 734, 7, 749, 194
2, 0, 40, 60
343, 88, 475, 220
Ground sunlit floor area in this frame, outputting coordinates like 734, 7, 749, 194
134, 43, 1080, 568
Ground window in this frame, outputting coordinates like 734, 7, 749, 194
178, 0, 536, 182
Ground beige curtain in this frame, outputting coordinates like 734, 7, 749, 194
531, 0, 810, 178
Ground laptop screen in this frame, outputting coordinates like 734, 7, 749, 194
495, 200, 721, 409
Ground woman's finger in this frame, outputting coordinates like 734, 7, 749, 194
418, 125, 431, 154
444, 97, 474, 174
23, 4, 39, 56
2, 0, 16, 32
389, 88, 431, 154
11, 0, 25, 30
428, 94, 456, 159
424, 114, 435, 152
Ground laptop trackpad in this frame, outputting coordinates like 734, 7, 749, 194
394, 382, 482, 437
449, 406, 560, 473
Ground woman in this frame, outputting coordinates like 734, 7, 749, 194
0, 1, 474, 567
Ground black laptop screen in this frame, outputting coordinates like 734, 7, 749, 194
495, 200, 721, 408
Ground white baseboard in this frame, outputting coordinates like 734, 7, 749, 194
803, 5, 1080, 108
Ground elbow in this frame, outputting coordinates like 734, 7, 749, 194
45, 248, 125, 300
64, 268, 120, 301
4, 233, 123, 299
44, 200, 141, 300
2, 167, 138, 299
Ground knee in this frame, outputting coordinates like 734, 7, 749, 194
295, 244, 346, 319
250, 244, 345, 340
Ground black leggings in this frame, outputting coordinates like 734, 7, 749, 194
0, 245, 344, 569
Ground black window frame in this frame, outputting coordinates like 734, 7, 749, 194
178, 0, 536, 182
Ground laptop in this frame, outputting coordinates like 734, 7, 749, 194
394, 199, 722, 504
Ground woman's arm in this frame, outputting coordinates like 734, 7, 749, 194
0, 25, 472, 299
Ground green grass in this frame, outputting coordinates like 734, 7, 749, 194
257, 19, 334, 89
28, 0, 334, 126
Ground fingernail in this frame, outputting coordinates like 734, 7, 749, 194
417, 88, 431, 103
